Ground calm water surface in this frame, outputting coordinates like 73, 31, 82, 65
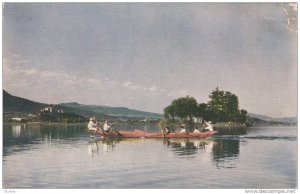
2, 123, 297, 189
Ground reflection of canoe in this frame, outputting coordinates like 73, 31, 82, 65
90, 129, 218, 138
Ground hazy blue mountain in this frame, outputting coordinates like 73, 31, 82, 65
59, 102, 163, 119
3, 90, 163, 120
248, 113, 297, 124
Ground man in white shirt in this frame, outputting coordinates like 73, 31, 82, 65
179, 125, 186, 133
103, 120, 111, 132
204, 121, 214, 131
88, 117, 98, 132
193, 127, 200, 133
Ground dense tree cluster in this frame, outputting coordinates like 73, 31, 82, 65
164, 87, 247, 123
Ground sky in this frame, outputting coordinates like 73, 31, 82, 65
2, 3, 297, 118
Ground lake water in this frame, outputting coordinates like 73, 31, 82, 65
2, 123, 297, 189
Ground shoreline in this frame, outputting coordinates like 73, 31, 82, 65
212, 122, 247, 128
3, 121, 296, 127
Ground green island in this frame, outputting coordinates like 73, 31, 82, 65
160, 87, 248, 131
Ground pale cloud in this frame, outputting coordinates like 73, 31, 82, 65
167, 89, 194, 98
87, 78, 102, 85
122, 81, 168, 94
148, 86, 157, 92
122, 81, 132, 87
4, 62, 105, 94
21, 68, 38, 76
129, 84, 140, 90
40, 71, 60, 78
159, 88, 166, 93
14, 59, 30, 65
122, 81, 140, 90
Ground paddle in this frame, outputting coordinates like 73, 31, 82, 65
108, 123, 122, 138
100, 121, 120, 138
94, 119, 107, 137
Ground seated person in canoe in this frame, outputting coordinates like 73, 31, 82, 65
103, 120, 111, 132
179, 125, 187, 133
193, 126, 201, 133
88, 117, 100, 132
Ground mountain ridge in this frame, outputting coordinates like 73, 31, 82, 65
247, 113, 297, 124
3, 90, 163, 119
58, 102, 163, 119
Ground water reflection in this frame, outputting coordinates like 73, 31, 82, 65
87, 138, 120, 157
87, 140, 99, 157
3, 123, 87, 155
215, 127, 247, 135
43, 132, 52, 147
212, 139, 240, 169
162, 137, 241, 169
5, 123, 242, 168
12, 125, 22, 138
86, 136, 241, 168
163, 139, 216, 157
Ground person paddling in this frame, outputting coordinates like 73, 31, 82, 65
204, 121, 214, 131
88, 117, 107, 137
193, 126, 200, 133
179, 125, 187, 133
88, 117, 99, 132
103, 120, 121, 137
162, 126, 170, 138
103, 120, 111, 132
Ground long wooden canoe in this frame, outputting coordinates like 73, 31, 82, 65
89, 129, 218, 138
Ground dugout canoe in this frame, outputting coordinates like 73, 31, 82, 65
89, 129, 218, 138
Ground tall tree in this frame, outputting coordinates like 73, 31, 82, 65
164, 105, 175, 120
208, 87, 241, 122
163, 96, 198, 120
239, 109, 248, 123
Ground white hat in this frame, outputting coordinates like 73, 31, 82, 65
208, 121, 212, 124
90, 117, 93, 121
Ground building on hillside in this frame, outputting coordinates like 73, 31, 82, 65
40, 107, 53, 113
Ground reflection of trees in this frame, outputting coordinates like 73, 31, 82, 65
212, 139, 240, 169
39, 124, 86, 139
3, 124, 40, 147
3, 124, 87, 155
163, 139, 215, 157
102, 138, 119, 153
215, 127, 247, 135
87, 138, 119, 157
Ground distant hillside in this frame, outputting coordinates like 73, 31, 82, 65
3, 90, 163, 120
3, 90, 47, 113
59, 102, 163, 119
248, 113, 297, 125
3, 90, 117, 120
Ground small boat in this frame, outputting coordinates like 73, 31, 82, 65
88, 129, 218, 138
